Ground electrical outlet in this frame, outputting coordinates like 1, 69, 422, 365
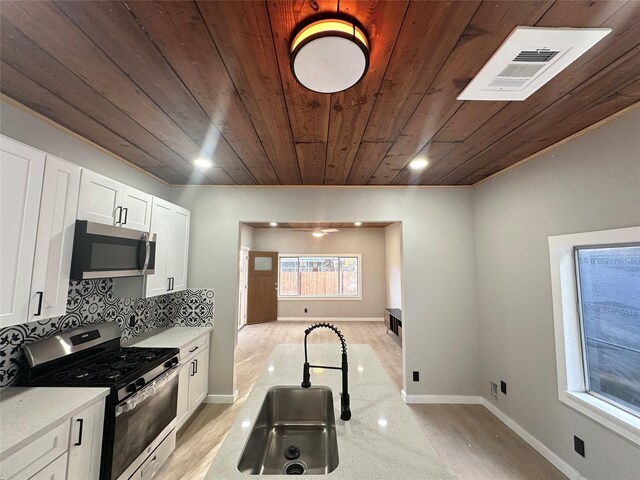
490, 382, 498, 398
304, 308, 308, 314
500, 380, 507, 395
574, 436, 585, 457
413, 371, 420, 382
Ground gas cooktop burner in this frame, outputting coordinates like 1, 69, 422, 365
45, 346, 175, 387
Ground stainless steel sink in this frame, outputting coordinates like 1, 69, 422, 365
237, 386, 339, 475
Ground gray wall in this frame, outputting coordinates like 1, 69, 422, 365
172, 186, 480, 399
384, 222, 403, 309
252, 227, 386, 319
473, 108, 640, 479
0, 99, 171, 200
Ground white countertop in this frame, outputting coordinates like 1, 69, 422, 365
205, 344, 452, 479
123, 326, 212, 350
0, 386, 109, 460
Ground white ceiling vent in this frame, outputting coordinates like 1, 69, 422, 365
457, 27, 611, 101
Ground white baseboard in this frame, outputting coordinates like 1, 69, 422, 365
277, 317, 383, 322
204, 390, 238, 404
481, 398, 585, 480
401, 390, 483, 404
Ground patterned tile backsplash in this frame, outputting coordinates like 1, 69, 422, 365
0, 279, 214, 387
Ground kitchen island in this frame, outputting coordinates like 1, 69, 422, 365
205, 344, 451, 479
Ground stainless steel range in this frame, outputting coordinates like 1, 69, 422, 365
19, 322, 180, 480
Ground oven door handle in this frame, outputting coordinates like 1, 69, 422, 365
115, 365, 180, 417
141, 231, 150, 275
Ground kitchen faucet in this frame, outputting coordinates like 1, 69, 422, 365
301, 323, 351, 421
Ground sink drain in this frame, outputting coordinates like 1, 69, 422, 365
283, 461, 307, 475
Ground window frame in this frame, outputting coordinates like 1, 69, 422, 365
548, 227, 640, 446
277, 253, 362, 300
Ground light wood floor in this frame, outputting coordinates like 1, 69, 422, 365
154, 321, 566, 480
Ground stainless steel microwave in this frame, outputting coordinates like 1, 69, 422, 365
70, 221, 156, 280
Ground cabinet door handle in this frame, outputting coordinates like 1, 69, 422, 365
34, 291, 43, 316
170, 277, 175, 291
188, 345, 199, 354
190, 361, 196, 377
115, 206, 122, 225
194, 359, 198, 375
74, 418, 84, 446
122, 207, 128, 225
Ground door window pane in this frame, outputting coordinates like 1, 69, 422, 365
576, 245, 640, 415
254, 256, 273, 271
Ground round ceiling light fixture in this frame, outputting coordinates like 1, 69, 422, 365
290, 18, 369, 94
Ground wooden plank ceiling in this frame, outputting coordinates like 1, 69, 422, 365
1, 1, 639, 186
244, 222, 393, 229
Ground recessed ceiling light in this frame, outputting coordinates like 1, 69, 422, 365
409, 158, 429, 170
290, 18, 369, 93
378, 418, 388, 427
312, 232, 324, 238
194, 157, 213, 169
269, 222, 278, 227
354, 222, 362, 227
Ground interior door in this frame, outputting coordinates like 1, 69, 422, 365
247, 251, 278, 324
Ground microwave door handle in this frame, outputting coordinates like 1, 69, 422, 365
141, 232, 150, 275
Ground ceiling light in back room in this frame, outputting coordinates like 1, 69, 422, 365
270, 222, 278, 227
354, 222, 362, 227
409, 158, 429, 170
312, 232, 324, 238
194, 157, 213, 169
290, 18, 369, 93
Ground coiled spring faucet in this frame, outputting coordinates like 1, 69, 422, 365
301, 322, 351, 421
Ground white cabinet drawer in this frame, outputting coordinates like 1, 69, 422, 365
28, 452, 67, 480
179, 335, 209, 364
1, 422, 69, 480
129, 431, 175, 480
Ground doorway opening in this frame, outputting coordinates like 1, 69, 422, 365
235, 221, 404, 391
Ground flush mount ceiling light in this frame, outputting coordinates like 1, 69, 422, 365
269, 222, 278, 227
312, 231, 325, 238
354, 222, 362, 227
193, 157, 213, 169
290, 18, 369, 93
409, 158, 429, 170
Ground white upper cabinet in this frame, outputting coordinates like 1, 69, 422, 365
146, 197, 172, 297
77, 170, 122, 226
29, 155, 80, 322
0, 137, 45, 328
77, 171, 151, 231
121, 185, 152, 231
112, 197, 190, 299
167, 206, 190, 293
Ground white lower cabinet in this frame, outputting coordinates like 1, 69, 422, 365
31, 452, 68, 480
176, 336, 210, 430
67, 399, 105, 480
0, 397, 105, 480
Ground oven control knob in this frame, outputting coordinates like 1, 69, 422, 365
126, 383, 137, 393
136, 378, 145, 388
165, 357, 179, 368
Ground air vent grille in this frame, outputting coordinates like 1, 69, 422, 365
497, 63, 545, 78
457, 27, 611, 101
513, 49, 559, 62
489, 78, 529, 88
